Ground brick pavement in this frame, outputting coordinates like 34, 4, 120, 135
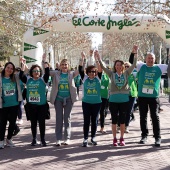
0, 95, 170, 170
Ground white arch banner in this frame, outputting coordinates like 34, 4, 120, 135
23, 13, 170, 67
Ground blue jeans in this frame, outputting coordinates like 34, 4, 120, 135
82, 102, 101, 140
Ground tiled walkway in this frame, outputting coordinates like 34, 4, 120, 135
0, 95, 170, 170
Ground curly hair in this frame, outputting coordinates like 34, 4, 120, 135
86, 65, 98, 76
29, 64, 43, 77
1, 62, 16, 82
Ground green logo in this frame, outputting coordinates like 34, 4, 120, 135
24, 43, 37, 51
24, 56, 37, 63
166, 30, 170, 39
72, 16, 140, 30
33, 28, 49, 36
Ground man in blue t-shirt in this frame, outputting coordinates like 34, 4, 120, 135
130, 52, 170, 147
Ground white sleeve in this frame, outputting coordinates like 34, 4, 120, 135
137, 62, 145, 72
157, 64, 168, 74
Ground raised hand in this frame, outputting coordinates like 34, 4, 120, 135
94, 50, 101, 61
81, 52, 86, 60
132, 45, 138, 53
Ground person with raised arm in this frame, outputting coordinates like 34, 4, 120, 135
79, 51, 102, 147
0, 62, 23, 149
130, 50, 170, 147
19, 58, 49, 147
49, 59, 79, 146
96, 45, 138, 146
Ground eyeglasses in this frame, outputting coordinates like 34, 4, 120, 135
32, 70, 40, 73
61, 64, 68, 66
89, 70, 96, 73
125, 66, 129, 68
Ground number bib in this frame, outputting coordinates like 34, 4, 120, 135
29, 96, 40, 102
101, 85, 105, 89
142, 87, 153, 94
4, 89, 15, 96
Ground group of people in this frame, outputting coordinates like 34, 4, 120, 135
0, 44, 170, 149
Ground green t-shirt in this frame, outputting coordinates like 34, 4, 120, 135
2, 77, 19, 107
138, 65, 162, 98
82, 76, 102, 104
56, 73, 70, 100
109, 73, 129, 103
74, 74, 81, 87
26, 78, 46, 105
100, 73, 110, 99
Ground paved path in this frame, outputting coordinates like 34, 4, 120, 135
0, 95, 170, 170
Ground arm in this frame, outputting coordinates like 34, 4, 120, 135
94, 50, 102, 73
95, 51, 112, 77
19, 58, 28, 83
19, 71, 27, 84
79, 65, 85, 80
43, 64, 50, 83
127, 45, 138, 75
97, 72, 102, 79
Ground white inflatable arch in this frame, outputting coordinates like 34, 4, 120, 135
23, 13, 170, 67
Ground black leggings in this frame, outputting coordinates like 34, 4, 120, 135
109, 102, 128, 124
28, 103, 46, 141
0, 105, 19, 140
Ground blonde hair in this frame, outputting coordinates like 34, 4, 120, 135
60, 59, 69, 64
124, 62, 131, 66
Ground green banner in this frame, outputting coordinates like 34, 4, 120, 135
24, 56, 37, 63
33, 28, 49, 36
24, 43, 37, 51
166, 30, 170, 39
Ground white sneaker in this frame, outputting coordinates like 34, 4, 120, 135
64, 139, 70, 145
125, 127, 129, 133
0, 140, 5, 149
6, 139, 15, 147
17, 119, 23, 125
56, 140, 61, 146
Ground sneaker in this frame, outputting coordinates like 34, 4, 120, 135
63, 139, 70, 145
117, 126, 120, 133
82, 139, 88, 147
6, 139, 15, 147
13, 126, 20, 136
155, 138, 161, 147
0, 140, 5, 149
17, 119, 23, 125
56, 140, 61, 146
125, 127, 129, 133
139, 137, 147, 144
41, 140, 47, 147
91, 138, 97, 145
31, 139, 40, 146
120, 138, 125, 146
113, 138, 118, 146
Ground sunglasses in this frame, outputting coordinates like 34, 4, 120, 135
61, 64, 68, 66
32, 70, 41, 73
125, 66, 130, 68
89, 70, 96, 73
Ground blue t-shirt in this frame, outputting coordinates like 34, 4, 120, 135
26, 78, 46, 105
56, 73, 70, 100
2, 77, 19, 107
82, 76, 102, 104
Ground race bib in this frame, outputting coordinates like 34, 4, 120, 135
101, 86, 105, 89
142, 88, 153, 94
4, 89, 15, 96
29, 96, 40, 102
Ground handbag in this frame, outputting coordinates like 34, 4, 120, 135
45, 102, 50, 120
24, 102, 30, 121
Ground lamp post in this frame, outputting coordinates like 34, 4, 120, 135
166, 44, 170, 102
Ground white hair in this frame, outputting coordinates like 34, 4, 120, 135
146, 52, 155, 58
